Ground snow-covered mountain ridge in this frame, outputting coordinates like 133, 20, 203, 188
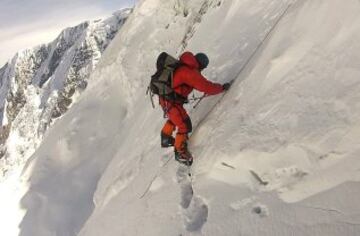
4, 0, 360, 235
0, 9, 131, 177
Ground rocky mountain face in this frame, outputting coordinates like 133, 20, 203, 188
0, 8, 132, 177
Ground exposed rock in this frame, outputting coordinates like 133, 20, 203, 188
0, 8, 132, 177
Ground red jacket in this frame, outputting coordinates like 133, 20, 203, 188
172, 52, 224, 99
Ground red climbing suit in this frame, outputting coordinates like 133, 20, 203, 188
160, 51, 224, 153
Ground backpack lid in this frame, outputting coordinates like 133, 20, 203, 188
156, 52, 178, 70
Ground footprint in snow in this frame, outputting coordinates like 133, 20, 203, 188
176, 165, 193, 209
184, 196, 209, 231
252, 204, 269, 218
176, 165, 209, 232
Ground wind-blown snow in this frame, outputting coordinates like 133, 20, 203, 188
12, 0, 360, 235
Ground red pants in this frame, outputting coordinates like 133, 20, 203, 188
160, 98, 192, 152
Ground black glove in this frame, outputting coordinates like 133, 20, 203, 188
222, 82, 231, 91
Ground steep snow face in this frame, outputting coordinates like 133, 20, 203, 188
195, 0, 360, 203
0, 9, 131, 177
17, 0, 360, 235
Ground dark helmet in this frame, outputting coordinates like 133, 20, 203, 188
195, 53, 209, 70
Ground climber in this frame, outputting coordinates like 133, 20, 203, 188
156, 51, 231, 165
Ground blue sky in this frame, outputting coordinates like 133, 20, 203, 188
0, 0, 134, 66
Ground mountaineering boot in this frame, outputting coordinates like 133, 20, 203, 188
174, 133, 193, 165
174, 149, 193, 166
161, 133, 175, 148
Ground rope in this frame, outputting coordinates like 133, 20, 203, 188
140, 2, 296, 198
139, 157, 172, 199
191, 2, 295, 135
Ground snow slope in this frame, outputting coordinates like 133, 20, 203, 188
0, 9, 130, 236
17, 0, 360, 235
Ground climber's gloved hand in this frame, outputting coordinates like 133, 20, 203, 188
222, 82, 231, 91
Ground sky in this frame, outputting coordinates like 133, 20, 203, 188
0, 0, 135, 66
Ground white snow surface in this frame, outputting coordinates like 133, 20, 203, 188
11, 0, 360, 235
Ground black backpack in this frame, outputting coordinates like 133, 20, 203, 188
147, 52, 186, 107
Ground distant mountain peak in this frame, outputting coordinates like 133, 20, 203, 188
0, 8, 131, 176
